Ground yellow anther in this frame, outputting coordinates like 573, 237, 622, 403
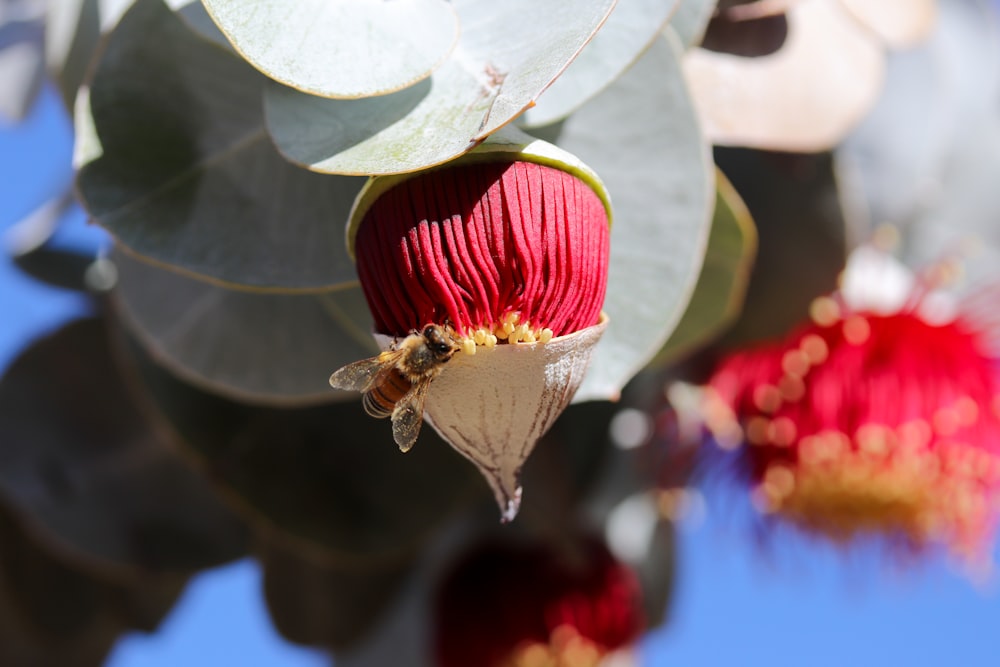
461, 338, 477, 356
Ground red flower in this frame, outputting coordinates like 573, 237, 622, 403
705, 260, 1000, 561
339, 139, 614, 521
353, 159, 610, 344
434, 537, 644, 667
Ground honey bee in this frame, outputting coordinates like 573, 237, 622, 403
328, 324, 460, 452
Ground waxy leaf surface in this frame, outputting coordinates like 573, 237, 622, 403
75, 0, 364, 290
113, 250, 377, 404
0, 317, 248, 574
121, 330, 479, 559
542, 33, 714, 401
202, 0, 459, 98
265, 0, 616, 175
653, 170, 757, 366
668, 0, 717, 47
0, 508, 184, 667
520, 0, 680, 128
684, 0, 885, 151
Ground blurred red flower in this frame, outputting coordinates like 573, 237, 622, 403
434, 536, 644, 667
704, 248, 1000, 563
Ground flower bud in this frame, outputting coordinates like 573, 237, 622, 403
345, 135, 612, 520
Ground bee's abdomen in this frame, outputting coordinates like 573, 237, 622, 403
363, 370, 411, 418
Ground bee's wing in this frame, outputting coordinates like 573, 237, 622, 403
328, 351, 401, 393
391, 380, 431, 453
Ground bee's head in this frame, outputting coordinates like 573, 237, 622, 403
422, 325, 457, 356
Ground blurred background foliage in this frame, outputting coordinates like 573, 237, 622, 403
1, 0, 999, 664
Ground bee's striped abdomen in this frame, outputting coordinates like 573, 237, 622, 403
363, 369, 412, 418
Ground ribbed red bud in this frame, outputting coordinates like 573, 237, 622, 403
434, 537, 644, 667
354, 160, 610, 341
342, 138, 613, 520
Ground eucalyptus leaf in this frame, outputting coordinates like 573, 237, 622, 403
0, 509, 185, 667
0, 317, 249, 575
47, 0, 228, 111
12, 245, 96, 292
46, 0, 135, 110
260, 537, 413, 651
202, 0, 458, 99
684, 0, 885, 152
668, 0, 717, 48
265, 0, 616, 175
520, 0, 681, 128
113, 249, 377, 404
651, 169, 757, 367
74, 0, 364, 290
119, 328, 479, 560
543, 32, 714, 402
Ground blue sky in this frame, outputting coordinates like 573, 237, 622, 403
3, 83, 999, 667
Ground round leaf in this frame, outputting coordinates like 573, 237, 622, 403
684, 0, 885, 152
264, 0, 616, 175
0, 508, 184, 667
0, 317, 249, 575
669, 0, 717, 48
202, 0, 458, 99
651, 169, 757, 366
119, 328, 480, 560
539, 31, 714, 402
75, 0, 365, 290
112, 249, 378, 404
520, 0, 681, 128
260, 537, 413, 651
46, 0, 213, 110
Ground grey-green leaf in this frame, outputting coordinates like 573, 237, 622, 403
265, 0, 616, 175
121, 331, 479, 559
74, 0, 364, 290
546, 32, 714, 402
201, 0, 458, 99
520, 0, 681, 128
112, 249, 378, 404
0, 317, 249, 575
260, 538, 413, 650
46, 0, 211, 110
668, 0, 717, 48
0, 508, 184, 667
651, 169, 757, 366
